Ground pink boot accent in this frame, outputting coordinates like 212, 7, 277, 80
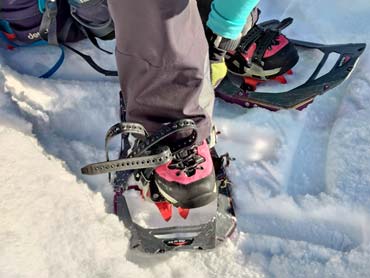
154, 140, 213, 185
264, 35, 289, 57
242, 35, 289, 60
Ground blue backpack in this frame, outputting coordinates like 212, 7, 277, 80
0, 0, 116, 78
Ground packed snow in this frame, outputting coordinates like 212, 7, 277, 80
1, 0, 370, 277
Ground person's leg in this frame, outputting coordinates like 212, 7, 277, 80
108, 0, 214, 144
108, 0, 217, 209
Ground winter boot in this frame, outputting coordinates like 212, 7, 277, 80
154, 139, 217, 209
225, 17, 299, 91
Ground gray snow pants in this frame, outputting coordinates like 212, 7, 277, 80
108, 0, 214, 143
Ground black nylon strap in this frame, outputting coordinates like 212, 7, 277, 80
238, 17, 294, 66
272, 17, 294, 31
58, 17, 74, 43
105, 122, 148, 162
78, 25, 113, 55
119, 91, 131, 159
63, 44, 118, 76
238, 25, 264, 52
81, 119, 198, 176
81, 146, 172, 175
129, 119, 197, 158
252, 29, 278, 66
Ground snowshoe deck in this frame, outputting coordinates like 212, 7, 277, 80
113, 149, 236, 253
216, 38, 366, 110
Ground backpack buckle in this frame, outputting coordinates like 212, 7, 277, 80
46, 0, 58, 17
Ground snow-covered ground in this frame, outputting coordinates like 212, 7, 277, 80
1, 0, 370, 277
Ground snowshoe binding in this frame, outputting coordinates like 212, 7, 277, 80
225, 17, 299, 91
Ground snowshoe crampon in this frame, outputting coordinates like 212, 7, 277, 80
81, 119, 236, 253
216, 19, 366, 111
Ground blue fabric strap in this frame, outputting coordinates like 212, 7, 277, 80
39, 46, 65, 78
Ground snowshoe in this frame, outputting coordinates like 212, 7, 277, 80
113, 147, 236, 253
216, 18, 366, 110
81, 115, 236, 253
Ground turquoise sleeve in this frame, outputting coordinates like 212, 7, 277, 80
207, 0, 260, 39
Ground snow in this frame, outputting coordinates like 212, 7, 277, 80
1, 0, 370, 277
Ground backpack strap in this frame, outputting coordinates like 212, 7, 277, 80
39, 0, 58, 45
63, 43, 118, 76
75, 23, 112, 54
